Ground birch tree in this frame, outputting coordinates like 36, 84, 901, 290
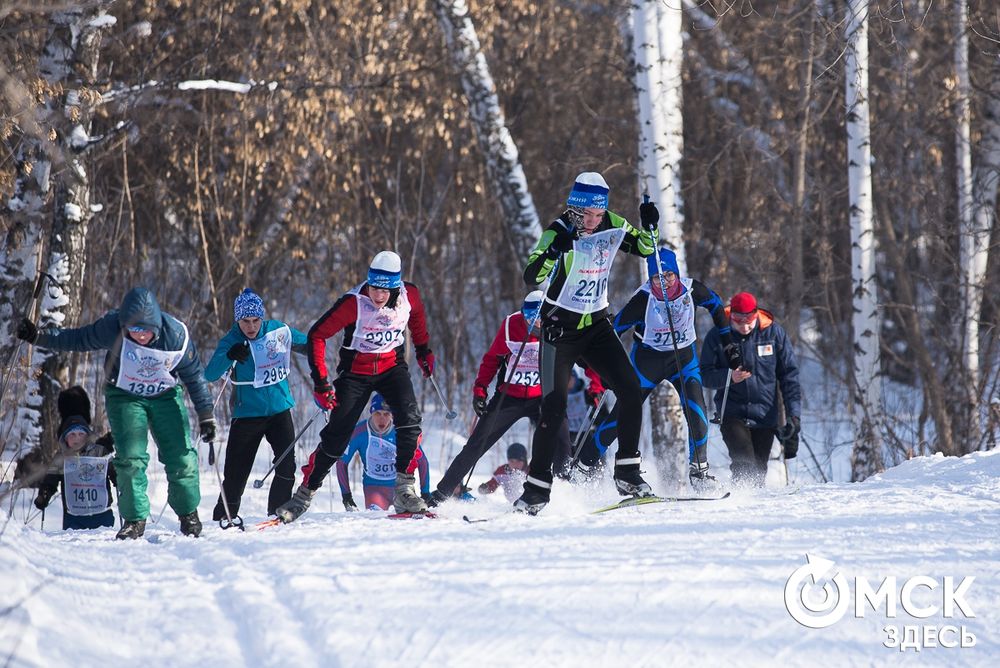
431, 0, 541, 260
845, 0, 882, 480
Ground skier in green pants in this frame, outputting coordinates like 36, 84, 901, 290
16, 287, 215, 539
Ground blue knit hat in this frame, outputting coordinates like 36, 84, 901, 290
567, 172, 610, 209
370, 393, 390, 413
507, 442, 528, 462
647, 248, 680, 279
234, 288, 265, 321
367, 251, 403, 289
521, 290, 544, 324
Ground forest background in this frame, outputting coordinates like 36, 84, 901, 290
1, 0, 998, 487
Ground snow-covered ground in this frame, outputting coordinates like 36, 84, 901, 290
1, 445, 997, 667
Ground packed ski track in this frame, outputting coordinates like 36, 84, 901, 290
2, 450, 998, 667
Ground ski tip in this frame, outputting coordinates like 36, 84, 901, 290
387, 511, 438, 520
255, 518, 283, 531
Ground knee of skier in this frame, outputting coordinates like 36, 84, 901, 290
540, 393, 568, 421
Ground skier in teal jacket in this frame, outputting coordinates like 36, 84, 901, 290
16, 287, 213, 540
204, 288, 307, 523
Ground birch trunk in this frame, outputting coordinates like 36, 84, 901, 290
845, 0, 883, 480
431, 0, 541, 260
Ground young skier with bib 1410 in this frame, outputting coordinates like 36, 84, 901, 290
589, 248, 742, 484
276, 251, 435, 522
514, 172, 658, 514
204, 288, 308, 525
15, 287, 215, 539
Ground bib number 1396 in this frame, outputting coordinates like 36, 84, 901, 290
128, 381, 166, 396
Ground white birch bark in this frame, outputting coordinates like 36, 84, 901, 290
955, 0, 977, 386
431, 0, 541, 260
845, 0, 883, 481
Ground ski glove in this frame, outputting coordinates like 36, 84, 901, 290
342, 494, 358, 512
34, 487, 54, 511
199, 418, 217, 443
16, 318, 38, 343
546, 220, 577, 259
639, 202, 660, 231
782, 433, 799, 459
722, 342, 744, 371
416, 346, 435, 378
473, 396, 488, 417
585, 389, 603, 408
313, 379, 337, 411
226, 341, 250, 363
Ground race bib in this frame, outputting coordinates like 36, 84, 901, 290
250, 325, 292, 388
63, 455, 111, 516
116, 323, 188, 397
551, 228, 625, 314
565, 390, 590, 432
366, 433, 397, 482
757, 344, 774, 357
641, 279, 696, 351
347, 284, 411, 354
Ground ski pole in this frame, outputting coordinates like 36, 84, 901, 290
207, 366, 234, 466
569, 391, 610, 469
212, 435, 243, 531
40, 507, 44, 531
646, 193, 698, 474
0, 271, 54, 409
427, 374, 458, 420
252, 406, 325, 489
712, 368, 733, 425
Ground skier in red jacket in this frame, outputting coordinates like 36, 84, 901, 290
276, 251, 435, 521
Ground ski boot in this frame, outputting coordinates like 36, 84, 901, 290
393, 472, 428, 513
179, 511, 202, 537
613, 461, 654, 498
513, 479, 550, 515
689, 461, 717, 488
426, 489, 449, 507
276, 484, 317, 523
116, 519, 146, 540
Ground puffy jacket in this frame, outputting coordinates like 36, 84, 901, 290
701, 308, 801, 428
35, 287, 213, 418
204, 319, 307, 419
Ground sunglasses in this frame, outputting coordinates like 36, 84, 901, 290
127, 326, 150, 334
730, 311, 758, 325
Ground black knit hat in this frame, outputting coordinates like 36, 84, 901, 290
57, 386, 92, 440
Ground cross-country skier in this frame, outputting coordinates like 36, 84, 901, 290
701, 292, 801, 487
589, 248, 740, 484
17, 386, 118, 531
16, 287, 214, 539
566, 366, 610, 476
204, 288, 307, 524
477, 442, 529, 502
333, 393, 431, 511
515, 171, 658, 514
275, 251, 435, 521
430, 291, 570, 503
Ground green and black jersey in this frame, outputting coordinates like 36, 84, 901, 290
523, 211, 655, 331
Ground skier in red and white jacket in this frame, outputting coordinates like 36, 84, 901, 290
430, 292, 601, 504
276, 251, 434, 521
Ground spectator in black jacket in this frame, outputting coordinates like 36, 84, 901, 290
702, 292, 802, 487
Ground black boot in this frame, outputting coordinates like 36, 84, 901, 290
276, 484, 317, 523
179, 511, 202, 537
116, 519, 146, 540
513, 480, 550, 515
613, 463, 654, 497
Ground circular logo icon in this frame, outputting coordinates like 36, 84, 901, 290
784, 555, 851, 629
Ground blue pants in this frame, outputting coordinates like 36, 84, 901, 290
63, 508, 115, 530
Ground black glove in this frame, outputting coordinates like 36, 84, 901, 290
639, 202, 659, 231
16, 318, 38, 343
473, 396, 488, 417
226, 342, 250, 363
34, 487, 55, 510
546, 220, 577, 258
342, 494, 358, 512
777, 416, 801, 459
199, 417, 217, 443
723, 342, 744, 371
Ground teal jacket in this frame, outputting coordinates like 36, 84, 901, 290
204, 320, 307, 419
34, 287, 213, 418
